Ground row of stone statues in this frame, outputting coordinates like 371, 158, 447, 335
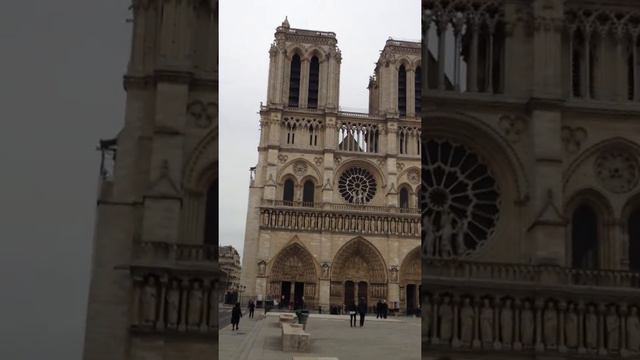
138, 276, 216, 331
423, 294, 640, 354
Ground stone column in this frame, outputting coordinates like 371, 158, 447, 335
407, 68, 415, 118
452, 296, 461, 348
535, 299, 544, 352
300, 58, 310, 108
318, 279, 330, 311
599, 303, 608, 356
179, 279, 188, 332
578, 301, 586, 354
514, 299, 522, 350
158, 276, 168, 329
559, 301, 567, 352
472, 298, 481, 349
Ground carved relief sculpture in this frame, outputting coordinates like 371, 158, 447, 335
142, 276, 158, 326
594, 149, 640, 194
188, 281, 204, 329
565, 303, 579, 349
543, 301, 558, 348
439, 295, 454, 343
521, 300, 534, 347
585, 305, 598, 349
166, 279, 181, 329
606, 305, 619, 352
480, 298, 494, 345
460, 297, 475, 345
500, 298, 514, 347
628, 306, 640, 352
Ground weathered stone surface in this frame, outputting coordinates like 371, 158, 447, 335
282, 323, 311, 352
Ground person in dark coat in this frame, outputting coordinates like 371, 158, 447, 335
382, 300, 388, 319
248, 300, 255, 318
358, 298, 367, 327
376, 299, 382, 318
348, 303, 357, 327
231, 302, 242, 331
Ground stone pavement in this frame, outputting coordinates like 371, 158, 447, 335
220, 311, 421, 360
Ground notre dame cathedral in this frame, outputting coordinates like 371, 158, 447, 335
240, 18, 422, 315
422, 0, 640, 359
82, 1, 219, 359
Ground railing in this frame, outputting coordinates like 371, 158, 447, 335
422, 258, 640, 357
259, 206, 420, 237
133, 241, 218, 265
423, 257, 640, 289
265, 200, 420, 214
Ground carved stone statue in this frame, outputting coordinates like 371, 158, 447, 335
455, 220, 467, 256
439, 296, 453, 342
521, 300, 534, 347
628, 306, 640, 352
188, 281, 204, 328
166, 279, 181, 328
460, 297, 475, 345
258, 260, 266, 276
439, 212, 454, 258
423, 216, 434, 257
585, 305, 598, 349
500, 298, 513, 346
424, 296, 432, 338
322, 263, 330, 279
605, 305, 619, 351
543, 301, 558, 348
565, 303, 578, 349
480, 298, 494, 344
142, 276, 158, 325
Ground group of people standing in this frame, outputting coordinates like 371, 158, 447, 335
348, 298, 369, 327
376, 299, 389, 319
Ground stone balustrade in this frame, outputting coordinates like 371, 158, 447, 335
129, 266, 219, 336
133, 241, 218, 267
423, 258, 640, 357
423, 257, 640, 289
260, 206, 420, 237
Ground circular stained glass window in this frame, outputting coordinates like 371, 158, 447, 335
422, 139, 500, 257
338, 167, 377, 204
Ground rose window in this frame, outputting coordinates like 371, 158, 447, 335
338, 167, 377, 204
422, 139, 500, 257
594, 149, 639, 194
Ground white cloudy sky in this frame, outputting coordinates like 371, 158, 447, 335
219, 0, 421, 259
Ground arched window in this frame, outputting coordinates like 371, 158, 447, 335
288, 54, 301, 107
204, 180, 217, 245
283, 179, 295, 205
415, 66, 422, 116
308, 56, 320, 109
302, 180, 315, 207
571, 204, 599, 269
629, 208, 640, 271
399, 187, 409, 209
398, 65, 407, 117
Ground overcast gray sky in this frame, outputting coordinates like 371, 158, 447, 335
219, 0, 420, 259
0, 0, 418, 358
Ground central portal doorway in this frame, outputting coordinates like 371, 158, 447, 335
294, 282, 304, 309
344, 281, 355, 308
406, 284, 416, 315
281, 281, 291, 308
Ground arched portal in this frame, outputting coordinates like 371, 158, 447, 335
571, 204, 599, 269
267, 242, 318, 309
400, 247, 421, 314
330, 238, 387, 310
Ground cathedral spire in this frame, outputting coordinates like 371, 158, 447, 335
282, 16, 290, 29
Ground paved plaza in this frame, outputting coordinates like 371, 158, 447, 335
220, 310, 421, 360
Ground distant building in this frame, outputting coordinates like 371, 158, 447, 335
219, 245, 242, 291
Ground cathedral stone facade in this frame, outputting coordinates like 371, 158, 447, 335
82, 1, 219, 359
422, 0, 640, 359
240, 19, 422, 314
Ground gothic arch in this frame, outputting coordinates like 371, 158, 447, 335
277, 158, 322, 184
563, 137, 640, 190
565, 188, 613, 269
266, 239, 319, 306
424, 110, 529, 202
330, 237, 388, 283
184, 128, 218, 192
398, 166, 421, 192
285, 45, 305, 61
335, 159, 387, 188
399, 246, 421, 285
305, 47, 326, 62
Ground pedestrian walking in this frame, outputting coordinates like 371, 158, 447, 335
231, 302, 242, 331
348, 303, 357, 327
376, 299, 382, 319
358, 297, 367, 327
382, 299, 388, 319
248, 299, 255, 318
